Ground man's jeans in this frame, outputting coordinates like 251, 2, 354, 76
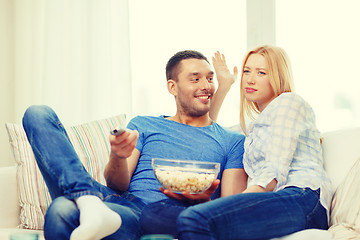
140, 198, 191, 238
177, 187, 328, 240
22, 105, 146, 240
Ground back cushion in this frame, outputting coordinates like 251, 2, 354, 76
321, 127, 360, 191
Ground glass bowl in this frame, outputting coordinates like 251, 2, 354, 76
152, 158, 220, 194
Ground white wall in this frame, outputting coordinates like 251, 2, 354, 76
247, 0, 275, 50
0, 0, 15, 167
276, 0, 360, 132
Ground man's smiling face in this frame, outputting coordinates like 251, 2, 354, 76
171, 58, 215, 117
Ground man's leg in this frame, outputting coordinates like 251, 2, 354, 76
140, 199, 190, 238
22, 105, 121, 240
23, 105, 101, 199
44, 197, 78, 240
45, 195, 145, 240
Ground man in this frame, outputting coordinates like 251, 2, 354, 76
22, 50, 247, 240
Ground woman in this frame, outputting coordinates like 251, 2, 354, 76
176, 45, 333, 240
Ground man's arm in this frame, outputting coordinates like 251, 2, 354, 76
220, 168, 248, 197
104, 130, 140, 192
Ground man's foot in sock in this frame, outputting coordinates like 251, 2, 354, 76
70, 195, 122, 240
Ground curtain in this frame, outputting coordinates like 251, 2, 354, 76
1, 0, 131, 167
13, 0, 132, 125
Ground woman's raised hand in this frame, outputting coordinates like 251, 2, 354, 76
212, 51, 238, 90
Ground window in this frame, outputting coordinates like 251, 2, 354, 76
276, 0, 360, 132
129, 0, 246, 127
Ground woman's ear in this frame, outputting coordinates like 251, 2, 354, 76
167, 79, 177, 96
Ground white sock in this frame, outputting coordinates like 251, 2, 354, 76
70, 195, 122, 240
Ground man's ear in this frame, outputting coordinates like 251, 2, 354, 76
167, 79, 177, 96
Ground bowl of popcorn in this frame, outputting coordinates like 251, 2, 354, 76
152, 158, 221, 194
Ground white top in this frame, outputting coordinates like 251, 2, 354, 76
244, 92, 333, 216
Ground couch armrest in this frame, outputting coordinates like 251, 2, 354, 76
0, 165, 20, 228
322, 127, 360, 192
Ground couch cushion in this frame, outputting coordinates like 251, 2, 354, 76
270, 229, 332, 240
5, 114, 126, 230
328, 157, 360, 239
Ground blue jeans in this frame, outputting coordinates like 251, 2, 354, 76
140, 199, 191, 238
22, 105, 146, 240
177, 187, 328, 240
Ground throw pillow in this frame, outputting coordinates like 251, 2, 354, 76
328, 157, 360, 239
5, 114, 126, 230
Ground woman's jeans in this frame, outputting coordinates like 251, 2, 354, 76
22, 105, 146, 240
177, 187, 328, 240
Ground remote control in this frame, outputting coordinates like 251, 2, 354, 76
110, 126, 126, 136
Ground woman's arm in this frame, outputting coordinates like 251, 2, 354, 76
210, 51, 238, 122
221, 168, 248, 196
242, 179, 277, 193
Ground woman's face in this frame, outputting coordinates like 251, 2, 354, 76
242, 53, 276, 112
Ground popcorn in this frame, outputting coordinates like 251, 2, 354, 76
154, 167, 216, 193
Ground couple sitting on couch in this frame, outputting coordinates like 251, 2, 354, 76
22, 46, 332, 240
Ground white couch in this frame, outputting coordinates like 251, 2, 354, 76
1, 126, 360, 240
0, 166, 44, 240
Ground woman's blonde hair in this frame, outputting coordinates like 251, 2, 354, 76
240, 45, 294, 135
